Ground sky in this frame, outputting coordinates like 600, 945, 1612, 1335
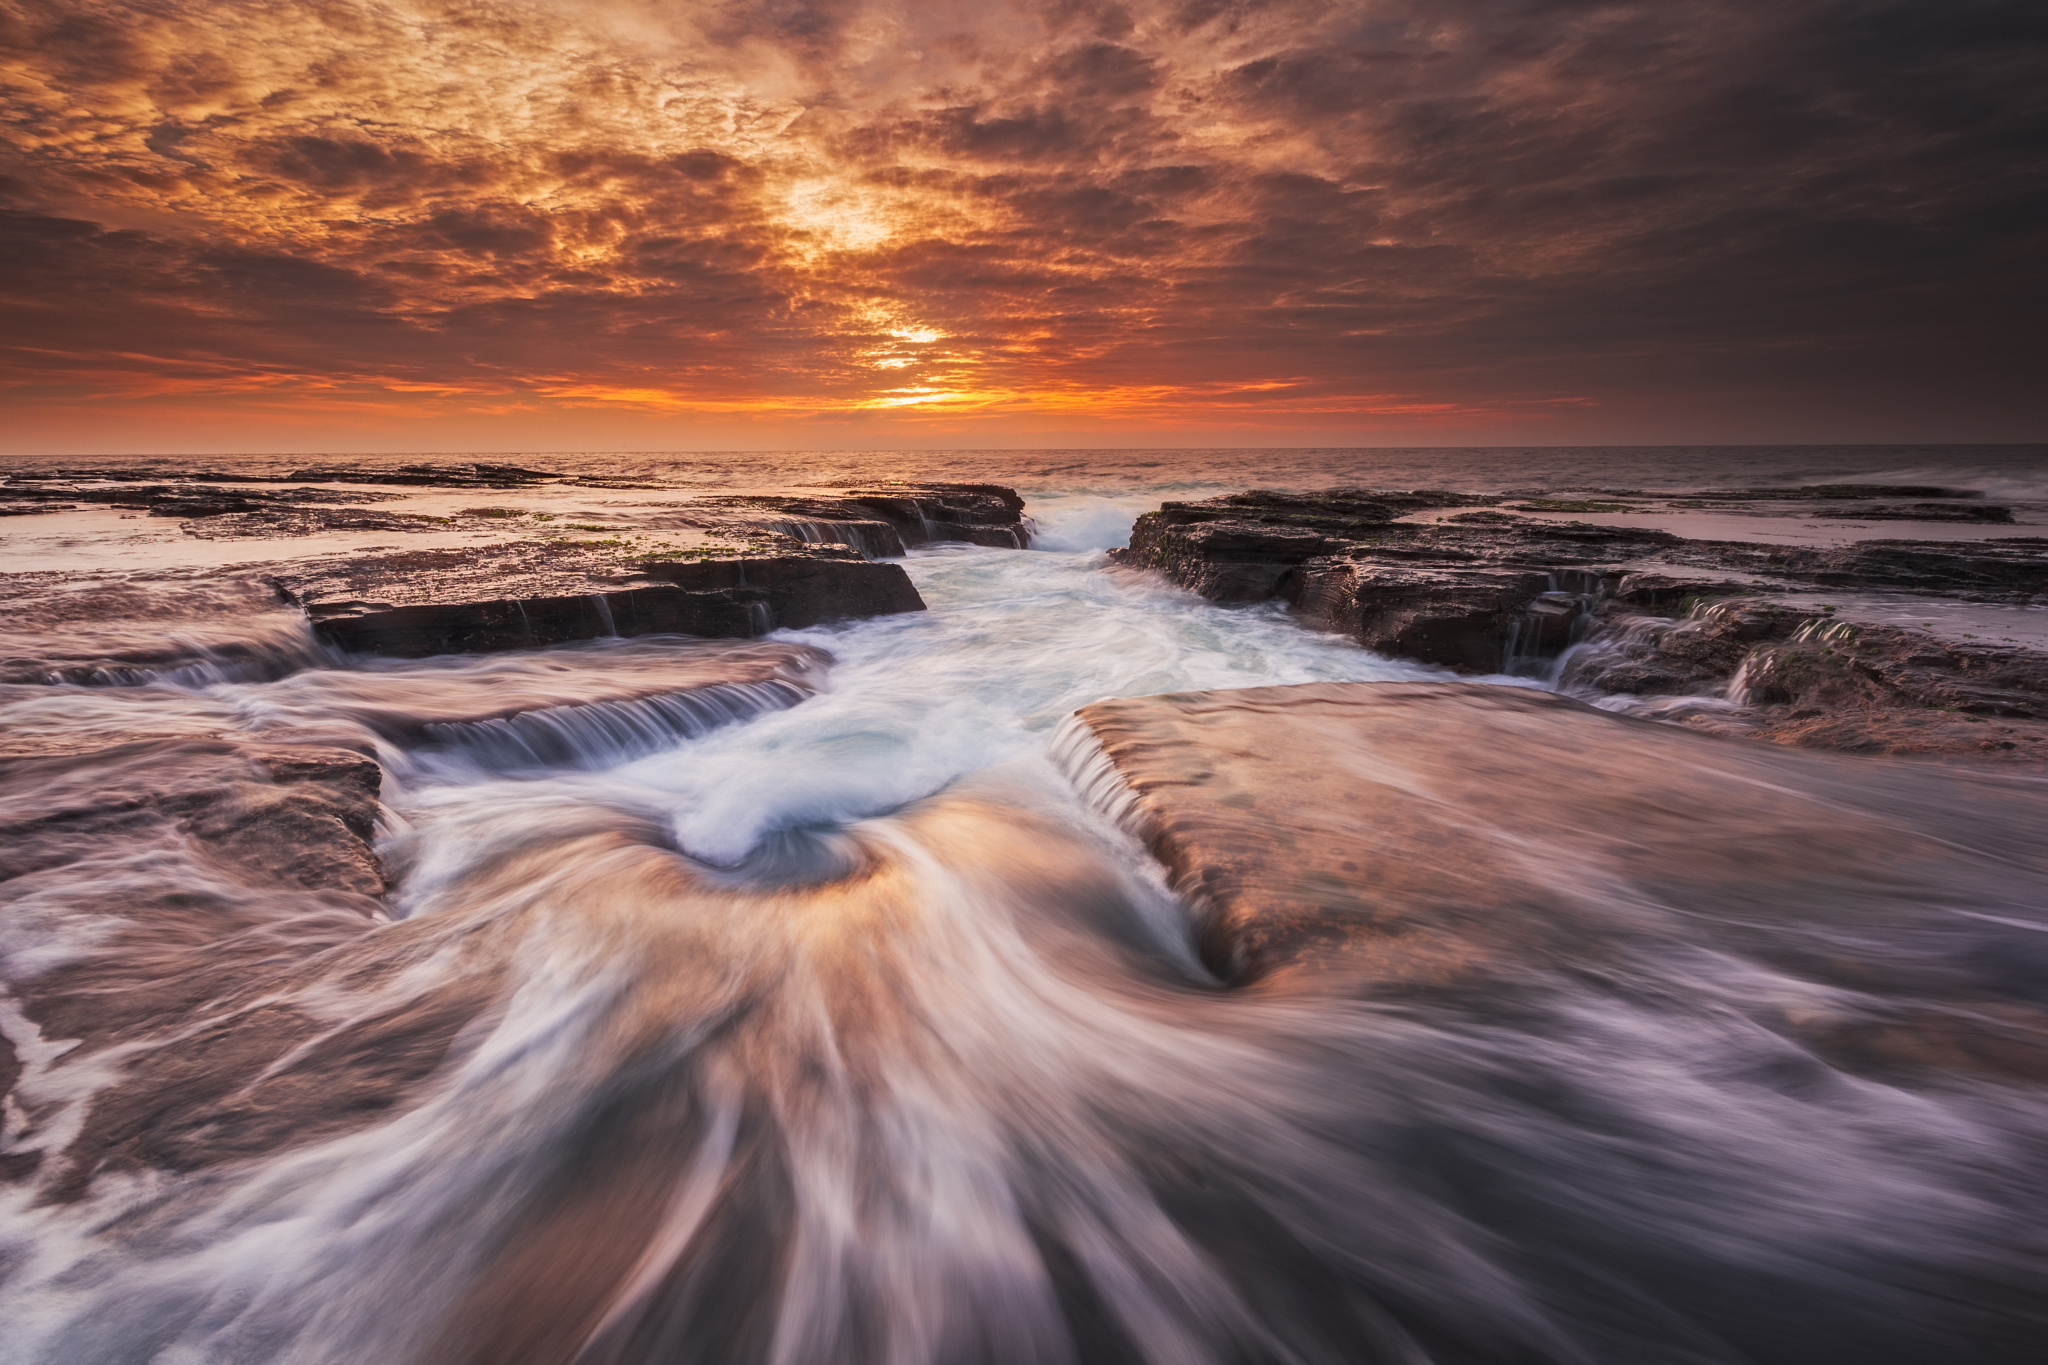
2, 0, 2044, 454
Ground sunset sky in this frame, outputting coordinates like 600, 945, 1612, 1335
3, 0, 2043, 453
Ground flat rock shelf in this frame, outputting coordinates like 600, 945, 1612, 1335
1066, 679, 2048, 1089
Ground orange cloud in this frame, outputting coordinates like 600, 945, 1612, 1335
1, 0, 2042, 451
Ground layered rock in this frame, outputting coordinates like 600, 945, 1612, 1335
0, 735, 387, 898
1117, 491, 1676, 668
711, 481, 1031, 552
1064, 681, 2048, 1080
282, 543, 926, 657
0, 578, 327, 685
0, 478, 408, 518
1114, 488, 2048, 761
0, 639, 831, 1197
0, 731, 475, 1198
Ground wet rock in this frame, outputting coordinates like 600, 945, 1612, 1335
178, 506, 453, 538
1064, 680, 2048, 1081
0, 577, 324, 685
147, 495, 262, 517
1116, 488, 2048, 761
0, 737, 387, 897
0, 725, 492, 1201
1736, 709, 2048, 763
0, 480, 407, 514
1288, 558, 1554, 671
1118, 491, 1671, 669
280, 542, 926, 657
843, 481, 1031, 547
713, 481, 1031, 551
1678, 484, 1980, 501
284, 461, 559, 487
0, 1028, 32, 1182
1565, 602, 2048, 718
1655, 537, 2048, 598
1811, 503, 2014, 523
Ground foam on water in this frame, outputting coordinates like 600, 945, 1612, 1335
1, 493, 2044, 1365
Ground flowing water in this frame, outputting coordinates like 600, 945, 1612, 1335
2, 475, 2046, 1363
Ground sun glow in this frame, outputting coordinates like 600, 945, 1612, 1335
782, 179, 897, 253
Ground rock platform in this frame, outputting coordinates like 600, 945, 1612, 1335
285, 544, 926, 657
1114, 488, 2048, 763
1066, 680, 2048, 1079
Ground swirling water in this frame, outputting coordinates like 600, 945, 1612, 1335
0, 492, 2044, 1364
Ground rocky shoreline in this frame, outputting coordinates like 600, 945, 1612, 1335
1114, 487, 2048, 763
6, 470, 2048, 1205
0, 473, 1033, 1196
0, 474, 1029, 679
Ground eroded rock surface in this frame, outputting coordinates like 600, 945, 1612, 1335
279, 542, 926, 657
1114, 488, 2048, 761
710, 481, 1031, 552
0, 634, 835, 1198
1066, 681, 2048, 1082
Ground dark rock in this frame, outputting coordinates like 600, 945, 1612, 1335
178, 505, 450, 538
284, 461, 558, 487
1562, 601, 2048, 720
1678, 484, 1979, 501
1811, 503, 2014, 523
1289, 558, 1553, 671
147, 495, 260, 517
1118, 490, 1674, 670
844, 481, 1030, 546
0, 480, 407, 517
1115, 487, 2048, 763
0, 1028, 32, 1182
286, 545, 926, 658
1655, 538, 2048, 597
698, 482, 1031, 553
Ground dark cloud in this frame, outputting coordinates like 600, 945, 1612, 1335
0, 0, 2042, 440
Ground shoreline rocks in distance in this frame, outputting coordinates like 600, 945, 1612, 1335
1112, 488, 2048, 763
0, 479, 1033, 672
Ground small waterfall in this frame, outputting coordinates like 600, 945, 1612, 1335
589, 595, 618, 638
58, 627, 336, 688
1048, 715, 1149, 841
767, 519, 901, 559
1725, 651, 1763, 706
418, 679, 812, 770
745, 600, 773, 636
1504, 590, 1599, 676
1791, 616, 1859, 646
513, 600, 536, 645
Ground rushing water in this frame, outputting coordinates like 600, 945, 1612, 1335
2, 490, 2046, 1364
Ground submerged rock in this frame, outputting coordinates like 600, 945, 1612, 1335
0, 736, 388, 900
